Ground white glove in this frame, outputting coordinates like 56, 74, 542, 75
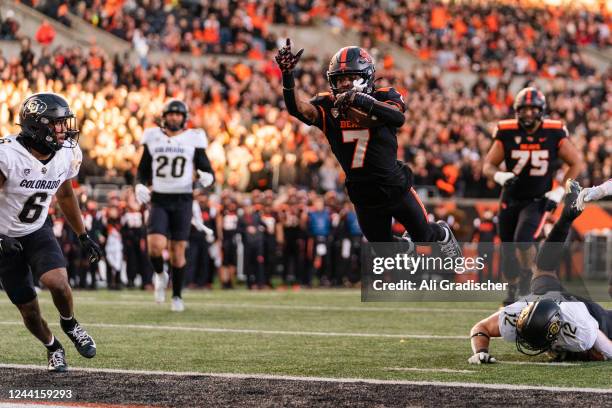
576, 186, 606, 211
493, 171, 516, 187
468, 352, 497, 364
544, 186, 565, 204
352, 78, 367, 92
197, 170, 214, 188
135, 184, 150, 205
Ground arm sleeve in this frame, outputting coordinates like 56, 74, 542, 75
598, 179, 612, 197
137, 145, 153, 185
194, 148, 214, 173
0, 148, 10, 180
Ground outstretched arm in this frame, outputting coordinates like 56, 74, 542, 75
275, 38, 319, 126
468, 312, 501, 364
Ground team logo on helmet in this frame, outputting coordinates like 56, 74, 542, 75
24, 99, 47, 116
547, 321, 560, 338
359, 49, 372, 63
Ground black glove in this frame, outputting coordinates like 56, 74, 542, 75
334, 90, 360, 117
275, 38, 304, 73
0, 234, 23, 259
78, 234, 102, 264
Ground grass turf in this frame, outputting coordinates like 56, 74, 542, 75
0, 289, 609, 388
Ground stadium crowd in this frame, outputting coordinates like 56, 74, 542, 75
23, 0, 612, 78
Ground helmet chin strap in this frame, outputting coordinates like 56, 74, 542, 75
20, 133, 56, 155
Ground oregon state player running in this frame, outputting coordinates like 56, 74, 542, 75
135, 100, 215, 311
275, 39, 461, 259
483, 87, 583, 304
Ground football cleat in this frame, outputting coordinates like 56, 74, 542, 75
437, 221, 463, 259
47, 347, 67, 372
154, 271, 169, 303
171, 296, 185, 312
562, 179, 583, 221
62, 320, 96, 358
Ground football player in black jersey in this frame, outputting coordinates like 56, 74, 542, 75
275, 39, 461, 259
483, 87, 583, 304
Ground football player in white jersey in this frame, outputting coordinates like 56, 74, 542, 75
0, 93, 102, 372
468, 180, 611, 363
135, 100, 214, 311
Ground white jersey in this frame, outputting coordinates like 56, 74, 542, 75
141, 127, 208, 194
0, 135, 82, 237
499, 301, 599, 353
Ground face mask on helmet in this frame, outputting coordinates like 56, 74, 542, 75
327, 47, 375, 95
19, 93, 80, 154
514, 87, 546, 130
161, 100, 188, 132
515, 300, 562, 356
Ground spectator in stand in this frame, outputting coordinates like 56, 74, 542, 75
35, 19, 56, 46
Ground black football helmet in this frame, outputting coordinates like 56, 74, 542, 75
327, 46, 375, 95
19, 93, 79, 153
516, 299, 562, 355
161, 99, 188, 131
513, 87, 546, 129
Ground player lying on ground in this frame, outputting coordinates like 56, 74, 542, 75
135, 100, 214, 312
483, 87, 584, 304
0, 93, 102, 372
468, 180, 611, 363
275, 39, 461, 258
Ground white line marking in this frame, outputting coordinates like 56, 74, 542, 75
31, 298, 492, 314
0, 364, 609, 394
386, 367, 475, 374
500, 361, 580, 366
0, 321, 466, 340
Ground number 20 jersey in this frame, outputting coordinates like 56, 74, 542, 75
141, 127, 208, 194
0, 135, 82, 237
494, 119, 567, 200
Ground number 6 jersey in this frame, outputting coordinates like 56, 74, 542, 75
140, 127, 208, 194
0, 135, 82, 237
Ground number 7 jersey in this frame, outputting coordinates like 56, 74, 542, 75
141, 127, 208, 194
0, 135, 82, 237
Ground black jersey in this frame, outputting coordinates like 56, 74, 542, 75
310, 87, 407, 186
494, 118, 567, 200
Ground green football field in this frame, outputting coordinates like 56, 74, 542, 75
0, 288, 610, 389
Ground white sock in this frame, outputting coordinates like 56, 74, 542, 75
44, 335, 55, 347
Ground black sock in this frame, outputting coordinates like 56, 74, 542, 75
150, 256, 164, 274
431, 222, 447, 242
536, 217, 572, 271
60, 316, 76, 332
171, 266, 185, 298
45, 336, 62, 352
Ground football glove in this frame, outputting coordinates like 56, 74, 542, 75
197, 170, 214, 188
544, 186, 565, 204
78, 234, 102, 264
576, 186, 606, 211
493, 171, 516, 187
468, 352, 497, 364
0, 234, 23, 259
135, 184, 150, 205
275, 38, 304, 73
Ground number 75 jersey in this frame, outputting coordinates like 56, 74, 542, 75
494, 119, 567, 200
141, 127, 208, 194
0, 135, 82, 237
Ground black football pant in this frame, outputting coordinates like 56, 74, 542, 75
352, 185, 443, 243
499, 198, 547, 280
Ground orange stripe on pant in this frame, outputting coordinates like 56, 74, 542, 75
409, 187, 428, 221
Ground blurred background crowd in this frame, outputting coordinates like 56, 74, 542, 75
0, 0, 610, 289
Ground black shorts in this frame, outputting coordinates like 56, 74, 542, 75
0, 218, 66, 305
148, 193, 192, 241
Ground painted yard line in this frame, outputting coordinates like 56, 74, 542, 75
0, 364, 609, 394
36, 298, 492, 314
385, 367, 475, 374
0, 321, 467, 340
499, 361, 580, 366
